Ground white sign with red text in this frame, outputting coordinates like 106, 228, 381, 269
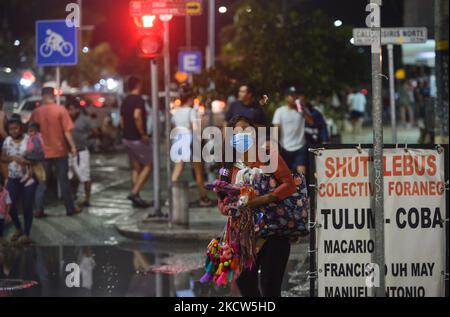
315, 148, 446, 297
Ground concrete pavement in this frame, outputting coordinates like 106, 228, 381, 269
2, 151, 134, 246
2, 150, 226, 245
340, 125, 421, 144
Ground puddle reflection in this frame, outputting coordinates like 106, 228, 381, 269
0, 244, 309, 297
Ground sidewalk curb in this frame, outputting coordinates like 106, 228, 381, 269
113, 207, 226, 242
115, 224, 222, 242
114, 209, 310, 245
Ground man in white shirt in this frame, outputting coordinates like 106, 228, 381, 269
272, 87, 314, 174
348, 87, 367, 138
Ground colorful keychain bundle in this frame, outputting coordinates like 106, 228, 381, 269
199, 167, 263, 287
199, 237, 240, 286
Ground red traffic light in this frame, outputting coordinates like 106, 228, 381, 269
132, 14, 164, 59
138, 33, 163, 58
134, 15, 156, 28
142, 15, 156, 28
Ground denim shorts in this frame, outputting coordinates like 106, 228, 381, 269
280, 146, 308, 171
123, 139, 152, 166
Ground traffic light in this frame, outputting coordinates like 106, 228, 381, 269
134, 15, 163, 59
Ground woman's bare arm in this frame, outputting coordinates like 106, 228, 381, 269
0, 112, 8, 139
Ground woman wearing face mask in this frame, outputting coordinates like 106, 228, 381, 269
218, 115, 296, 297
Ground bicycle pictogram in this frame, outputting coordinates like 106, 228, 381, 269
39, 29, 74, 58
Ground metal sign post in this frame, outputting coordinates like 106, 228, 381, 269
367, 0, 385, 297
207, 0, 215, 71
163, 20, 173, 226
353, 26, 428, 143
151, 59, 162, 216
207, 0, 215, 129
387, 44, 396, 143
56, 66, 61, 105
434, 0, 449, 144
185, 15, 193, 84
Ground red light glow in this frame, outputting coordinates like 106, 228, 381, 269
142, 15, 156, 28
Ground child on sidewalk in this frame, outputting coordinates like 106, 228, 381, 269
0, 175, 12, 244
20, 122, 46, 187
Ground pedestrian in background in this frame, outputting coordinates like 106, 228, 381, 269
398, 81, 414, 128
224, 84, 267, 128
0, 95, 9, 179
272, 87, 314, 174
347, 86, 366, 139
300, 92, 329, 145
30, 87, 81, 218
120, 76, 152, 208
170, 84, 212, 207
19, 122, 46, 187
0, 174, 12, 245
66, 98, 94, 207
1, 118, 37, 244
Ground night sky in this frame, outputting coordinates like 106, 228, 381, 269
90, 0, 402, 58
1, 0, 404, 72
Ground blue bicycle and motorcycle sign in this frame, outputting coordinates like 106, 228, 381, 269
36, 20, 78, 66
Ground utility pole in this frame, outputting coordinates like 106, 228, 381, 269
186, 15, 193, 85
434, 0, 449, 144
367, 0, 385, 297
163, 19, 173, 226
151, 59, 161, 216
387, 44, 397, 143
207, 0, 215, 71
207, 0, 215, 129
77, 0, 82, 53
56, 66, 61, 105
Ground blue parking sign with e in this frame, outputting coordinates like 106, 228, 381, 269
179, 51, 202, 74
36, 20, 78, 66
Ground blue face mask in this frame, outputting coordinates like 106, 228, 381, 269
231, 133, 254, 153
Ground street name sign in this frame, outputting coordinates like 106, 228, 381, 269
353, 27, 428, 46
130, 0, 203, 17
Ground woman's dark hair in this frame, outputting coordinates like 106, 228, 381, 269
179, 83, 194, 104
220, 115, 258, 182
6, 116, 23, 132
227, 115, 256, 129
127, 76, 142, 92
0, 173, 5, 187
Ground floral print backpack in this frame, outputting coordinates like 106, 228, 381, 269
251, 172, 310, 240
